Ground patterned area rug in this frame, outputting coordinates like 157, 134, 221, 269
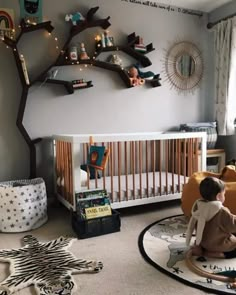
0, 235, 103, 295
138, 214, 236, 295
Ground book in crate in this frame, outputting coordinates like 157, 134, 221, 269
75, 189, 111, 220
76, 189, 107, 200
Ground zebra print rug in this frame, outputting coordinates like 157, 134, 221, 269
0, 235, 103, 295
138, 214, 236, 295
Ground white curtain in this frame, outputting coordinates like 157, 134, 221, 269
214, 17, 236, 135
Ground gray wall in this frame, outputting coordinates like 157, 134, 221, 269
0, 0, 213, 189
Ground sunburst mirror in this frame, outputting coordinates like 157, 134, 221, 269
164, 41, 204, 93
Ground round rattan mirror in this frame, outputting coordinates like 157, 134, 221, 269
164, 41, 203, 93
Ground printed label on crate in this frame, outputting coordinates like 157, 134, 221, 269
85, 205, 112, 219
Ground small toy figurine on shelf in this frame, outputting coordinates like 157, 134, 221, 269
134, 63, 155, 79
79, 43, 89, 60
69, 46, 78, 61
134, 37, 147, 52
128, 66, 145, 87
101, 33, 106, 48
65, 12, 85, 25
107, 54, 122, 67
104, 30, 113, 47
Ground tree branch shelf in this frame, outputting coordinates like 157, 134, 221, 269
2, 6, 161, 178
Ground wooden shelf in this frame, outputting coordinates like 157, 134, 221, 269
3, 5, 161, 178
94, 33, 155, 68
57, 58, 93, 66
73, 84, 93, 90
149, 74, 162, 88
43, 79, 93, 94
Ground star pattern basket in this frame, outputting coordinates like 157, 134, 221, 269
0, 178, 47, 232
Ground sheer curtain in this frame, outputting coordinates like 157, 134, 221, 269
214, 17, 236, 135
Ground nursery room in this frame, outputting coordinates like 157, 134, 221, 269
1, 0, 236, 294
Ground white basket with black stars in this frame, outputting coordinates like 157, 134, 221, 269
0, 178, 47, 232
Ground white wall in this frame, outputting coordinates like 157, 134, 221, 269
0, 0, 212, 187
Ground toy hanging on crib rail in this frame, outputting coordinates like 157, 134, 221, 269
87, 136, 110, 171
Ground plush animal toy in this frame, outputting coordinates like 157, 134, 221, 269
128, 66, 145, 87
134, 63, 155, 79
65, 12, 85, 25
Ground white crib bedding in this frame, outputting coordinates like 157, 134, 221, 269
77, 171, 188, 202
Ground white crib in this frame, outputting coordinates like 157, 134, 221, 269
53, 132, 207, 211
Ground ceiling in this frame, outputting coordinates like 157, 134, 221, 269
154, 0, 233, 13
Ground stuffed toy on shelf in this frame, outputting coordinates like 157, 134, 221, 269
128, 66, 145, 87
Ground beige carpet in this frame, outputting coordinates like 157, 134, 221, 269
0, 200, 208, 295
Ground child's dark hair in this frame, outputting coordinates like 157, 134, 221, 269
199, 177, 225, 201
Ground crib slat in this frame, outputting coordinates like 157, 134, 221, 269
85, 143, 90, 190
59, 141, 64, 197
68, 142, 73, 205
102, 142, 106, 190
177, 139, 181, 192
56, 141, 62, 196
146, 140, 149, 198
65, 143, 71, 202
165, 140, 169, 194
124, 141, 128, 201
158, 140, 162, 196
139, 141, 142, 199
132, 141, 136, 199
64, 142, 69, 201
183, 139, 187, 183
62, 142, 67, 200
152, 140, 156, 196
109, 142, 114, 202
171, 139, 175, 194
195, 139, 199, 172
83, 143, 86, 164
118, 141, 121, 202
188, 138, 193, 176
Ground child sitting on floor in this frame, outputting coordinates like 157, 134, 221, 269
186, 176, 236, 258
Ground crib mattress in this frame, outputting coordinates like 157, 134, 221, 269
77, 171, 187, 203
